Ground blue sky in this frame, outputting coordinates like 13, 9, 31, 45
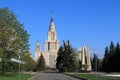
0, 0, 120, 58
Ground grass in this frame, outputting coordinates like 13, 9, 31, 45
0, 72, 33, 80
65, 72, 120, 80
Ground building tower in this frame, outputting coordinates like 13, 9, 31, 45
45, 15, 60, 68
78, 45, 91, 71
35, 41, 41, 62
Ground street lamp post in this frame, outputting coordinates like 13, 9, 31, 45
18, 54, 20, 80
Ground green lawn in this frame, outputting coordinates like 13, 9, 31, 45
65, 72, 120, 80
0, 72, 33, 80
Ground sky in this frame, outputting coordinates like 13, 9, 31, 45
0, 0, 120, 59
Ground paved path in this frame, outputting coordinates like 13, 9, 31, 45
31, 72, 82, 80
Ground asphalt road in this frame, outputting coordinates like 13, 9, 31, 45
31, 72, 82, 80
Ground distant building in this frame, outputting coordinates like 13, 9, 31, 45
35, 15, 60, 68
34, 14, 91, 71
78, 46, 91, 71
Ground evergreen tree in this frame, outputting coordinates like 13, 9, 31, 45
102, 41, 120, 72
91, 53, 99, 71
63, 40, 76, 72
56, 40, 76, 72
109, 41, 115, 56
109, 41, 115, 71
56, 46, 64, 72
37, 54, 45, 71
102, 47, 109, 72
114, 43, 120, 71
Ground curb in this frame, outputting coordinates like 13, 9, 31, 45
28, 72, 39, 80
64, 73, 89, 80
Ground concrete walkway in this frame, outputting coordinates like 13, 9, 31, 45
30, 72, 82, 80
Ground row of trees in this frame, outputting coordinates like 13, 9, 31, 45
102, 41, 120, 72
91, 41, 120, 72
0, 8, 34, 75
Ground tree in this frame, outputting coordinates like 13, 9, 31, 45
0, 8, 30, 75
102, 47, 109, 72
114, 43, 120, 71
74, 53, 82, 72
109, 41, 115, 71
22, 51, 36, 72
56, 40, 76, 72
102, 41, 120, 72
91, 53, 99, 71
56, 46, 64, 72
37, 54, 45, 71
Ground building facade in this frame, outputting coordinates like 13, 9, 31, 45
78, 46, 91, 71
35, 16, 60, 68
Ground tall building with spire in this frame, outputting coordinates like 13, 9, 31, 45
35, 14, 60, 68
34, 13, 91, 71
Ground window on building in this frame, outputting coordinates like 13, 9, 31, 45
48, 42, 50, 51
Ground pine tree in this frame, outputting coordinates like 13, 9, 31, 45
102, 41, 120, 72
109, 41, 115, 71
102, 47, 109, 72
114, 43, 120, 71
56, 46, 64, 72
92, 53, 99, 71
63, 40, 76, 72
37, 54, 45, 71
56, 40, 76, 72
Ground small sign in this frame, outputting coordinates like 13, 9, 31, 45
10, 58, 25, 64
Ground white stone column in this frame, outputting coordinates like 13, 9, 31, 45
86, 47, 91, 71
82, 47, 85, 65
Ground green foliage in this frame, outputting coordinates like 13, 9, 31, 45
102, 47, 109, 72
91, 53, 100, 71
0, 8, 30, 75
102, 41, 120, 72
0, 72, 33, 80
56, 40, 76, 72
22, 52, 36, 72
74, 54, 82, 71
36, 54, 45, 71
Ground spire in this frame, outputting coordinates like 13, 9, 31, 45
36, 41, 40, 46
50, 10, 54, 23
49, 10, 55, 31
50, 16, 53, 23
